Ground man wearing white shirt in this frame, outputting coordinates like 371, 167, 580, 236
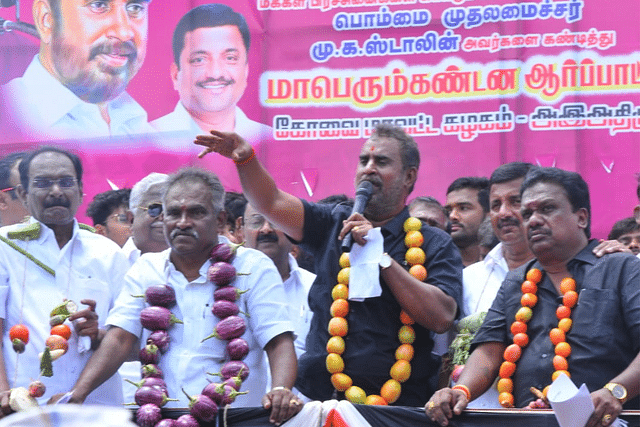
151, 4, 272, 143
0, 147, 129, 416
0, 0, 153, 142
68, 168, 302, 425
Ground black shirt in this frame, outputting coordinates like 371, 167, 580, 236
473, 240, 640, 408
295, 201, 463, 406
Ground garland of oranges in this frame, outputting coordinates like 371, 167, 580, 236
497, 268, 578, 408
326, 217, 427, 405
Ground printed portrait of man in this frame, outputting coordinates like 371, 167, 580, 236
151, 3, 272, 144
0, 0, 154, 141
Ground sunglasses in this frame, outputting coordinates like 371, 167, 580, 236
139, 203, 163, 218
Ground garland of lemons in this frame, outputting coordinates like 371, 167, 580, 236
497, 269, 577, 407
326, 217, 427, 405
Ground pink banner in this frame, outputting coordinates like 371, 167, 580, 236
1, 0, 638, 237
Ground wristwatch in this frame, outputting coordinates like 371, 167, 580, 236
379, 253, 392, 269
604, 383, 628, 404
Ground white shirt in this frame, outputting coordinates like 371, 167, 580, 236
122, 237, 141, 265
0, 218, 129, 405
283, 254, 315, 358
151, 102, 273, 144
0, 55, 153, 142
106, 237, 294, 408
459, 243, 509, 409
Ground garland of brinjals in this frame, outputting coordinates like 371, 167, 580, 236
326, 217, 427, 405
132, 242, 250, 427
497, 269, 577, 408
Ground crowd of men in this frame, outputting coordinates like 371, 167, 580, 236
0, 126, 637, 427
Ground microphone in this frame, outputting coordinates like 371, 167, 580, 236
341, 180, 374, 252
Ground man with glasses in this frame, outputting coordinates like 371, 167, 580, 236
0, 152, 29, 227
86, 189, 132, 248
0, 147, 129, 414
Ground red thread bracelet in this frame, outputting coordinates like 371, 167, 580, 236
452, 384, 471, 401
234, 147, 256, 166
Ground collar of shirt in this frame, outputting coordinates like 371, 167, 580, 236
484, 242, 508, 271
287, 253, 303, 281
26, 215, 80, 247
379, 206, 410, 240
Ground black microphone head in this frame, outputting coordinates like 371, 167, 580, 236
355, 180, 374, 198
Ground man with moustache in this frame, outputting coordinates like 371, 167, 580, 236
426, 167, 640, 427
66, 168, 301, 425
0, 0, 153, 141
195, 124, 462, 406
0, 152, 29, 226
152, 4, 272, 143
445, 177, 490, 266
0, 147, 129, 414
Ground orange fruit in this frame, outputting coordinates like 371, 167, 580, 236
555, 342, 572, 358
330, 299, 349, 318
558, 318, 572, 333
556, 305, 571, 319
499, 361, 516, 378
380, 379, 401, 404
549, 328, 565, 345
404, 230, 424, 248
332, 284, 349, 300
345, 386, 366, 404
400, 310, 415, 325
503, 344, 522, 363
521, 293, 538, 308
526, 268, 542, 283
560, 278, 576, 294
512, 332, 529, 347
365, 395, 388, 405
552, 370, 570, 381
339, 252, 350, 268
331, 373, 352, 391
326, 353, 344, 373
515, 306, 533, 323
398, 325, 415, 344
50, 324, 72, 340
328, 317, 348, 337
499, 392, 514, 408
326, 336, 346, 354
510, 321, 527, 335
563, 291, 578, 308
553, 355, 568, 371
337, 268, 350, 285
409, 264, 427, 281
395, 344, 414, 361
45, 335, 68, 352
405, 247, 426, 266
390, 359, 411, 382
521, 280, 538, 294
9, 324, 30, 344
497, 378, 513, 394
403, 217, 422, 232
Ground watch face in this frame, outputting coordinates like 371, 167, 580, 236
380, 253, 392, 269
611, 385, 625, 399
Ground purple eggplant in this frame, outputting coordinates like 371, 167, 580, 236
207, 262, 236, 286
201, 315, 246, 343
147, 330, 171, 353
213, 286, 248, 302
201, 382, 247, 406
132, 285, 177, 308
212, 300, 240, 318
136, 403, 162, 427
140, 306, 183, 331
154, 419, 176, 427
209, 360, 250, 381
222, 375, 242, 391
210, 242, 243, 263
174, 414, 200, 427
182, 388, 218, 423
139, 343, 160, 365
141, 364, 164, 379
133, 385, 178, 407
226, 338, 249, 360
125, 377, 168, 395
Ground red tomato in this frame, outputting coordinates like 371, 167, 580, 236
9, 324, 29, 344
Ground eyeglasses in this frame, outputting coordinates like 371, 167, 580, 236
110, 213, 132, 225
31, 177, 77, 189
245, 215, 273, 230
139, 203, 163, 218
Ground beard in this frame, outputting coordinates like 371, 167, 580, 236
51, 33, 140, 103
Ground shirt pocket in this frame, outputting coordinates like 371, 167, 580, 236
71, 276, 111, 323
571, 288, 619, 341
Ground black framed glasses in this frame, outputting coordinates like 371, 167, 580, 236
139, 203, 163, 218
32, 177, 77, 189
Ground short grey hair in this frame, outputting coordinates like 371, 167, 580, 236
130, 173, 169, 212
164, 168, 225, 213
